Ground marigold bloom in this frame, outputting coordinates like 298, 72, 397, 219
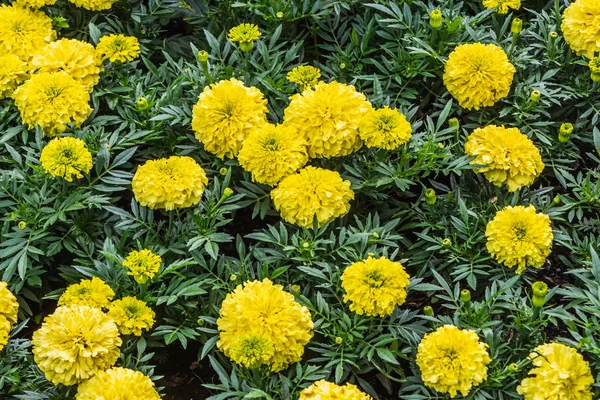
417, 325, 491, 398
228, 23, 261, 51
107, 297, 155, 336
485, 205, 553, 273
341, 256, 410, 317
32, 305, 122, 386
192, 78, 268, 159
0, 282, 19, 351
14, 0, 57, 7
229, 334, 275, 369
464, 125, 544, 192
286, 65, 321, 91
443, 43, 515, 110
67, 0, 117, 11
299, 380, 373, 400
40, 137, 93, 182
57, 277, 115, 309
359, 106, 412, 150
284, 81, 372, 158
238, 124, 309, 186
12, 72, 92, 136
0, 54, 29, 99
0, 5, 56, 61
482, 0, 520, 14
217, 279, 314, 372
562, 0, 600, 58
132, 156, 208, 210
122, 249, 161, 284
271, 166, 354, 228
96, 34, 140, 63
76, 367, 160, 400
517, 343, 594, 400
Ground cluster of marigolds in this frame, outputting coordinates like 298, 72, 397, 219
0, 0, 599, 397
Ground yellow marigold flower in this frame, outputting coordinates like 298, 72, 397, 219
299, 380, 373, 400
229, 334, 275, 369
238, 123, 309, 186
0, 5, 56, 61
228, 23, 261, 51
517, 343, 594, 400
107, 296, 155, 336
122, 249, 161, 284
32, 305, 122, 386
359, 106, 412, 150
485, 205, 553, 274
40, 137, 93, 182
562, 0, 600, 58
286, 65, 321, 91
57, 277, 115, 309
76, 367, 160, 400
0, 282, 19, 351
443, 43, 515, 110
464, 125, 544, 192
270, 166, 354, 228
67, 0, 117, 11
341, 256, 410, 317
482, 0, 520, 14
12, 71, 92, 137
217, 279, 314, 372
32, 38, 103, 91
132, 155, 208, 210
191, 78, 268, 159
417, 325, 491, 398
14, 0, 57, 8
96, 34, 140, 63
284, 81, 372, 158
0, 53, 29, 99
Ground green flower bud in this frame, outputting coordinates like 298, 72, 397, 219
291, 284, 301, 292
18, 221, 27, 230
448, 117, 460, 131
197, 50, 209, 63
136, 97, 150, 111
508, 363, 519, 372
429, 9, 443, 29
197, 318, 205, 326
531, 281, 548, 308
552, 195, 561, 205
339, 62, 346, 70
230, 274, 237, 281
335, 337, 343, 345
460, 289, 471, 303
302, 241, 310, 248
239, 41, 254, 52
558, 123, 574, 143
371, 232, 379, 239
530, 90, 541, 102
276, 11, 284, 18
425, 188, 437, 205
219, 167, 228, 176
511, 18, 523, 35
442, 238, 452, 247
423, 306, 435, 317
549, 31, 558, 39
223, 188, 234, 198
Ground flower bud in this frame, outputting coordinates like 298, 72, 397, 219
425, 188, 436, 205
508, 363, 519, 373
448, 117, 459, 131
558, 123, 573, 142
197, 318, 205, 326
371, 232, 379, 239
511, 18, 523, 35
223, 188, 234, 198
339, 63, 346, 69
219, 167, 228, 176
423, 306, 435, 317
531, 281, 548, 308
136, 97, 150, 111
549, 31, 558, 39
276, 11, 284, 18
460, 289, 471, 303
291, 284, 301, 292
429, 9, 443, 29
302, 241, 310, 249
18, 221, 27, 230
530, 90, 541, 102
442, 238, 452, 247
230, 274, 237, 281
197, 50, 209, 63
552, 195, 561, 205
335, 337, 343, 345
239, 41, 254, 52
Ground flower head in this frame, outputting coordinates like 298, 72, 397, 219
132, 156, 208, 210
299, 380, 373, 400
228, 23, 261, 51
40, 137, 93, 182
192, 78, 268, 159
96, 34, 140, 63
341, 256, 410, 317
32, 305, 122, 386
286, 65, 321, 91
465, 125, 544, 192
67, 0, 118, 11
76, 367, 160, 400
229, 334, 275, 369
443, 43, 515, 110
482, 0, 520, 14
57, 277, 115, 309
417, 325, 491, 398
284, 81, 372, 158
0, 53, 29, 99
14, 0, 57, 7
0, 5, 56, 61
270, 166, 354, 228
122, 249, 161, 284
359, 106, 412, 150
485, 205, 553, 273
562, 0, 600, 58
107, 297, 155, 336
217, 279, 314, 372
12, 71, 92, 136
517, 343, 594, 400
0, 282, 19, 351
238, 123, 308, 186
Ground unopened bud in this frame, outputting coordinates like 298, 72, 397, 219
219, 167, 228, 176
558, 123, 573, 142
18, 221, 27, 230
339, 63, 346, 69
335, 337, 343, 345
460, 289, 471, 303
302, 242, 310, 249
291, 284, 301, 292
448, 117, 459, 131
425, 188, 437, 205
508, 363, 519, 372
197, 318, 205, 326
429, 9, 443, 29
230, 274, 237, 281
136, 97, 149, 111
552, 195, 561, 205
442, 238, 452, 247
276, 11, 284, 18
531, 281, 548, 308
511, 18, 523, 35
530, 90, 541, 102
423, 306, 435, 317
549, 31, 558, 39
223, 188, 234, 198
197, 50, 209, 63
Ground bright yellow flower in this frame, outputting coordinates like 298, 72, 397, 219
107, 296, 155, 336
67, 0, 117, 11
0, 282, 19, 351
0, 316, 12, 350
286, 65, 321, 91
217, 279, 314, 372
416, 325, 491, 398
341, 256, 410, 317
57, 277, 115, 309
299, 380, 373, 400
0, 53, 29, 99
359, 106, 412, 150
132, 155, 208, 210
32, 38, 104, 91
14, 0, 57, 8
191, 78, 268, 159
12, 71, 92, 137
40, 137, 93, 182
122, 249, 161, 284
485, 205, 553, 274
32, 305, 122, 386
482, 0, 520, 14
284, 81, 372, 158
228, 23, 261, 51
238, 123, 308, 186
229, 334, 275, 369
562, 0, 600, 58
464, 125, 544, 192
76, 367, 160, 400
270, 166, 354, 228
0, 5, 56, 61
96, 34, 141, 63
517, 343, 594, 400
443, 43, 515, 110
